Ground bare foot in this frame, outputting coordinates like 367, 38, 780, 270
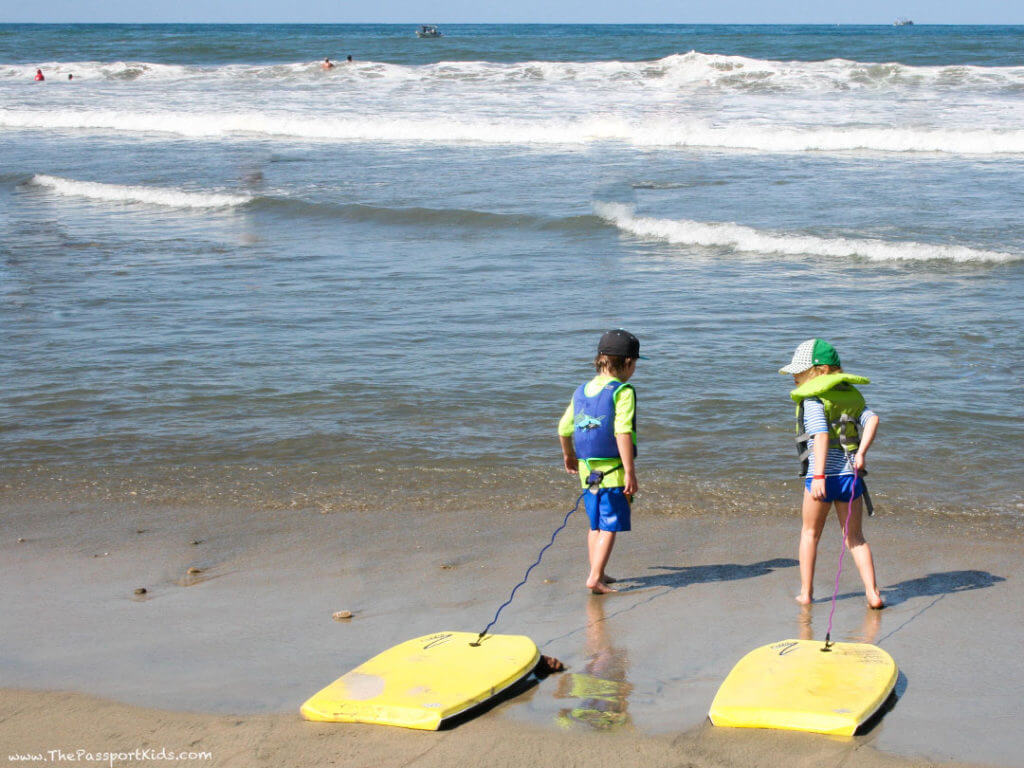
795, 592, 813, 605
867, 591, 885, 610
587, 579, 617, 594
600, 574, 617, 584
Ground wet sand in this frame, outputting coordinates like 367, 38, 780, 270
2, 469, 1021, 767
0, 688, 991, 768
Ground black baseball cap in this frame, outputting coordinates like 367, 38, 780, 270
597, 329, 646, 359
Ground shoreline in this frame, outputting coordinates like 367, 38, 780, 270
3, 461, 1021, 524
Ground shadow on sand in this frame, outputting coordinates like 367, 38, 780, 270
822, 569, 1006, 607
621, 557, 798, 591
856, 669, 908, 736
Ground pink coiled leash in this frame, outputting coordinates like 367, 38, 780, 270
822, 469, 858, 651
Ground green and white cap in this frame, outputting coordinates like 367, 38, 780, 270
779, 338, 841, 374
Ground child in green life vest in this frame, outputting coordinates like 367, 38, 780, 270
558, 330, 641, 594
780, 339, 884, 610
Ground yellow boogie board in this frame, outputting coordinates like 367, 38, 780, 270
301, 632, 540, 730
709, 639, 898, 736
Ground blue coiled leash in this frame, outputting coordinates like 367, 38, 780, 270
471, 481, 596, 646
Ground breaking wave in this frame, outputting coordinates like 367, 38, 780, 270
25, 174, 252, 209
6, 52, 1024, 92
595, 202, 1021, 263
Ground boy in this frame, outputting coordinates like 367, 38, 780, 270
558, 330, 641, 594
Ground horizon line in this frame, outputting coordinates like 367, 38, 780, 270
5, 21, 1024, 27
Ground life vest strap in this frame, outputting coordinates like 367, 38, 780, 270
585, 463, 623, 492
829, 413, 861, 452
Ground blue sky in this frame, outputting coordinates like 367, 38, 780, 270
6, 0, 1023, 24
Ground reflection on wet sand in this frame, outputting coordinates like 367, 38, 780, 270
799, 604, 882, 644
555, 596, 633, 730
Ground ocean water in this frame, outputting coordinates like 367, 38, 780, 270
1, 24, 1023, 518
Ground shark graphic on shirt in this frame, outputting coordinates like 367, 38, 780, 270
575, 413, 605, 431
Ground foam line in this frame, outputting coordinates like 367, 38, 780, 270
5, 112, 1024, 156
26, 175, 251, 209
595, 202, 1020, 263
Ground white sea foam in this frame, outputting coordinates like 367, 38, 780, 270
5, 110, 1024, 156
648, 52, 1024, 92
5, 52, 1024, 91
26, 174, 251, 209
595, 202, 1020, 263
1, 61, 191, 81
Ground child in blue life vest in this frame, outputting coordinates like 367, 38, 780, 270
780, 338, 884, 609
558, 329, 641, 594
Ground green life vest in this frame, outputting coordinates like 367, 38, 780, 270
790, 373, 870, 476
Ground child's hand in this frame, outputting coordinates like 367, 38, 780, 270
811, 477, 827, 501
624, 470, 637, 496
563, 455, 578, 474
853, 452, 867, 473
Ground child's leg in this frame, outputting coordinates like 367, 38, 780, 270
594, 534, 614, 583
834, 497, 884, 609
587, 531, 617, 594
587, 529, 599, 576
798, 490, 831, 604
586, 529, 614, 590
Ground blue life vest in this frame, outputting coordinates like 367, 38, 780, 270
572, 380, 636, 460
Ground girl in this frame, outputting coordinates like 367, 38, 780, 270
780, 339, 884, 609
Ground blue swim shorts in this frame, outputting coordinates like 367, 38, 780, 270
804, 474, 865, 503
584, 487, 632, 532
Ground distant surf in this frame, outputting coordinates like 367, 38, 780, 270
6, 53, 1024, 92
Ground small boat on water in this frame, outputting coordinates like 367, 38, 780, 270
415, 25, 442, 38
893, 17, 914, 26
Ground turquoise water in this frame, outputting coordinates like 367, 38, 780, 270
1, 24, 1023, 516
4, 23, 1024, 65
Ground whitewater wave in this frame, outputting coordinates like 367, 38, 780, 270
595, 202, 1020, 263
1, 61, 191, 81
5, 111, 1024, 155
25, 175, 252, 209
6, 52, 1024, 92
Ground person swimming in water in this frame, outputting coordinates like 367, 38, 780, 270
321, 57, 334, 70
346, 55, 353, 62
34, 69, 44, 81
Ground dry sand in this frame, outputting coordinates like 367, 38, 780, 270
2, 470, 1021, 767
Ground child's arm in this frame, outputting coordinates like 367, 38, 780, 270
557, 402, 577, 474
615, 432, 637, 495
810, 433, 828, 501
559, 435, 578, 475
854, 414, 879, 473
